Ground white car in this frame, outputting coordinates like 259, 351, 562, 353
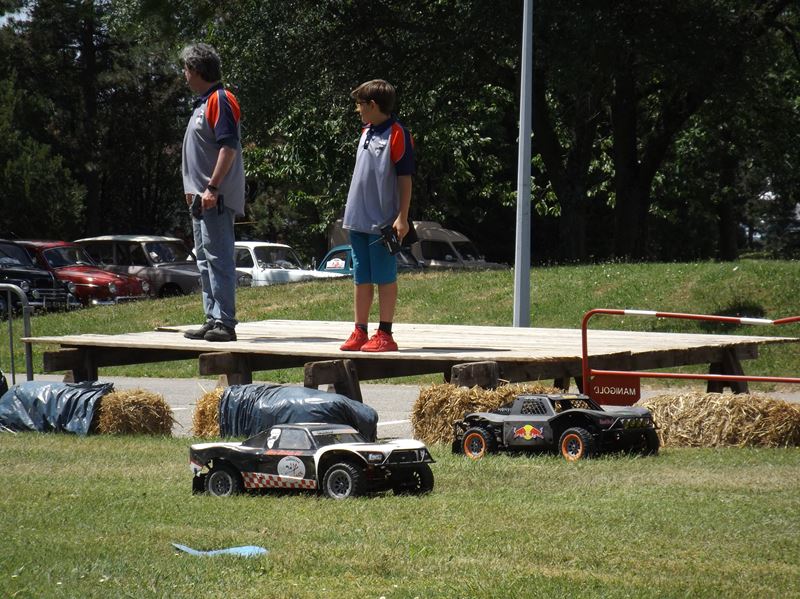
235, 241, 347, 286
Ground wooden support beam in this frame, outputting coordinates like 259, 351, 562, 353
451, 361, 499, 389
44, 347, 201, 373
553, 377, 570, 391
348, 358, 451, 382
43, 348, 83, 372
304, 359, 363, 402
199, 352, 253, 386
707, 347, 749, 394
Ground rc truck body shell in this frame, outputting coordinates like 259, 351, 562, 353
190, 423, 435, 498
453, 393, 659, 461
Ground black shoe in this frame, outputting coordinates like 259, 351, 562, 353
184, 321, 214, 340
204, 323, 237, 342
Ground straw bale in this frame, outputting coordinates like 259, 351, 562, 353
94, 389, 175, 436
638, 391, 800, 448
192, 387, 223, 438
411, 382, 560, 445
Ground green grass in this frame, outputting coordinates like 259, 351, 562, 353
1, 435, 798, 598
1, 259, 799, 384
3, 261, 799, 597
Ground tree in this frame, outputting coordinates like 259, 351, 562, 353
3, 0, 188, 237
0, 75, 84, 238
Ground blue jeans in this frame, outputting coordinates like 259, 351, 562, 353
192, 204, 237, 329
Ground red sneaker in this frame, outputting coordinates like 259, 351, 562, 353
340, 327, 369, 351
361, 330, 398, 352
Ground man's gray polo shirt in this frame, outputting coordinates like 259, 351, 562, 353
182, 83, 246, 216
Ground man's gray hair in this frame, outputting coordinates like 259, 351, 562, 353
181, 43, 222, 83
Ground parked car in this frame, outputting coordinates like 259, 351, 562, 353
75, 235, 204, 297
317, 244, 426, 276
452, 393, 659, 461
410, 221, 507, 270
235, 241, 347, 286
327, 218, 506, 270
190, 422, 435, 498
18, 240, 151, 306
0, 239, 80, 312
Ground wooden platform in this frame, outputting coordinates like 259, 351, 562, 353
24, 320, 797, 394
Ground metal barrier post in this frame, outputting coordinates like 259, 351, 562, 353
581, 308, 800, 402
0, 283, 34, 385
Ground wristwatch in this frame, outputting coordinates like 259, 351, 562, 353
206, 184, 219, 192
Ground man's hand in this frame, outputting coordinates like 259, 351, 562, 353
185, 193, 194, 206
202, 188, 219, 211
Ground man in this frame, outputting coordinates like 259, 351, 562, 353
180, 43, 245, 342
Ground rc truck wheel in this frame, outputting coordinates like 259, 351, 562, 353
462, 426, 496, 460
560, 427, 593, 461
205, 465, 243, 496
642, 429, 660, 456
322, 462, 365, 499
392, 464, 435, 496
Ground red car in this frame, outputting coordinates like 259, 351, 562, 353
19, 240, 151, 306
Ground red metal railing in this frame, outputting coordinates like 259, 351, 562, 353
581, 309, 800, 398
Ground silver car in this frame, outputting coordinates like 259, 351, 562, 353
75, 235, 203, 297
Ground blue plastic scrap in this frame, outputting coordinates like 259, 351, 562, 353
172, 543, 268, 557
0, 381, 114, 435
218, 383, 379, 441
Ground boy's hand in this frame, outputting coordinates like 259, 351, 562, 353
393, 216, 409, 242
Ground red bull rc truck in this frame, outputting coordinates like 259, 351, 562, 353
453, 393, 659, 461
190, 423, 435, 499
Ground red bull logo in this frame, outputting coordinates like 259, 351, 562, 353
513, 424, 544, 440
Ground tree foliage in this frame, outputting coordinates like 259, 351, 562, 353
1, 0, 798, 262
0, 74, 84, 238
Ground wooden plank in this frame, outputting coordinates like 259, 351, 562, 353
303, 360, 363, 402
198, 352, 251, 376
708, 348, 749, 394
451, 361, 500, 388
43, 348, 83, 372
43, 347, 201, 373
22, 320, 799, 388
25, 321, 795, 361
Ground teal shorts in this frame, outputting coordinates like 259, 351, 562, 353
349, 230, 397, 285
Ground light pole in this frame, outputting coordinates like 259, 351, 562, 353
513, 0, 533, 327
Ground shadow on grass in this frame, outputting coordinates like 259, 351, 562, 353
699, 301, 766, 333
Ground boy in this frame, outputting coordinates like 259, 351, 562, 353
339, 79, 415, 352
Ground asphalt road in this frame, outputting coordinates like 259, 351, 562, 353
10, 373, 799, 439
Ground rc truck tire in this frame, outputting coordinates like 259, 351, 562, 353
642, 429, 660, 456
392, 464, 435, 496
322, 462, 366, 499
205, 465, 243, 496
559, 427, 593, 461
462, 425, 496, 460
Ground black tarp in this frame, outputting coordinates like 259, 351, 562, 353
219, 384, 378, 441
0, 381, 114, 434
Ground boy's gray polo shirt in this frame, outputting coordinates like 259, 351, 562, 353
182, 83, 246, 216
343, 116, 415, 234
